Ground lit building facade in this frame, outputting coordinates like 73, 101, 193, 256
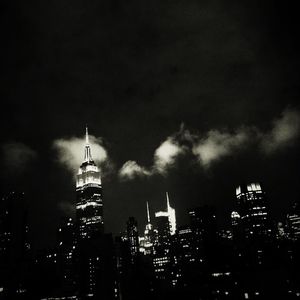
286, 202, 300, 240
140, 202, 155, 255
235, 183, 272, 239
75, 128, 117, 300
76, 127, 104, 239
152, 193, 177, 286
126, 217, 139, 261
155, 192, 176, 236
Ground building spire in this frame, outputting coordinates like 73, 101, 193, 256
146, 201, 151, 223
85, 125, 89, 145
165, 191, 176, 235
84, 126, 92, 162
166, 192, 170, 210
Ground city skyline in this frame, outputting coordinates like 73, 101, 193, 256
1, 124, 299, 250
1, 1, 300, 299
1, 0, 300, 250
1, 176, 300, 299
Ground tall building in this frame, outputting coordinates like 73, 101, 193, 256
140, 202, 155, 255
76, 127, 104, 239
188, 205, 218, 266
189, 205, 217, 240
155, 192, 176, 236
235, 183, 272, 239
152, 193, 177, 286
126, 217, 140, 260
154, 214, 170, 246
75, 128, 117, 300
231, 211, 241, 240
145, 202, 155, 253
57, 217, 77, 296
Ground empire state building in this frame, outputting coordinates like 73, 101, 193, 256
76, 127, 104, 239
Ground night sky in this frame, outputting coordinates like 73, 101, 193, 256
1, 0, 300, 249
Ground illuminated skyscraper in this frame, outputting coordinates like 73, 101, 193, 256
235, 183, 272, 239
155, 192, 176, 236
142, 202, 155, 255
153, 193, 176, 283
76, 127, 104, 239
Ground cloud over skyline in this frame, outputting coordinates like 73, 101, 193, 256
192, 128, 251, 168
153, 137, 186, 174
260, 108, 300, 154
119, 160, 151, 180
2, 142, 37, 174
119, 134, 186, 180
53, 135, 108, 174
2, 108, 299, 182
119, 107, 300, 179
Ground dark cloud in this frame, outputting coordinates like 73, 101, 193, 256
261, 108, 300, 153
1, 142, 37, 175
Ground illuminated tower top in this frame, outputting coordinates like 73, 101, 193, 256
166, 192, 176, 235
76, 127, 103, 239
235, 182, 271, 239
84, 126, 93, 163
145, 201, 153, 232
76, 127, 101, 188
155, 192, 176, 235
143, 202, 154, 255
146, 201, 151, 224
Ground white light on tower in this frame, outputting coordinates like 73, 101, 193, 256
166, 192, 176, 235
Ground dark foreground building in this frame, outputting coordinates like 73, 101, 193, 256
0, 192, 31, 300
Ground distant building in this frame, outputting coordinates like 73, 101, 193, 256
152, 193, 177, 285
34, 248, 60, 298
231, 211, 240, 227
155, 192, 176, 237
140, 202, 155, 255
188, 205, 218, 268
276, 222, 287, 240
171, 226, 194, 287
154, 213, 170, 246
152, 255, 171, 282
76, 127, 104, 239
235, 183, 272, 240
126, 217, 140, 260
188, 205, 217, 242
231, 211, 241, 240
57, 217, 77, 296
286, 201, 300, 240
